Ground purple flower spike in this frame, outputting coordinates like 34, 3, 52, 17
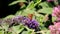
22, 18, 30, 25
27, 19, 39, 29
12, 16, 24, 23
4, 15, 39, 30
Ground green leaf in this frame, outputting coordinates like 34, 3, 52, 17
21, 9, 35, 16
38, 8, 52, 14
45, 30, 50, 34
52, 16, 56, 22
39, 30, 50, 34
8, 0, 26, 6
34, 0, 41, 6
36, 15, 44, 23
27, 31, 33, 34
26, 1, 34, 10
24, 26, 34, 31
0, 27, 3, 30
15, 11, 22, 15
22, 31, 28, 34
39, 2, 49, 8
4, 15, 15, 19
22, 31, 32, 34
26, 0, 41, 10
33, 0, 41, 3
0, 31, 4, 34
12, 24, 24, 34
1, 23, 9, 31
35, 12, 44, 22
25, 9, 35, 14
7, 32, 12, 34
20, 4, 26, 9
8, 1, 20, 6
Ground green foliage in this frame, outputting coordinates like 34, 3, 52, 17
4, 15, 15, 19
0, 31, 4, 34
22, 31, 29, 34
52, 16, 56, 22
22, 31, 32, 34
26, 1, 35, 10
21, 9, 35, 16
1, 0, 59, 34
11, 24, 24, 34
8, 0, 26, 6
38, 8, 52, 14
15, 11, 22, 15
39, 2, 50, 8
8, 1, 20, 6
45, 30, 50, 34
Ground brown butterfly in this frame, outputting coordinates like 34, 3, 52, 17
19, 2, 24, 7
28, 14, 33, 20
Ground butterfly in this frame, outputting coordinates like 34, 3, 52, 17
28, 14, 33, 20
19, 2, 24, 7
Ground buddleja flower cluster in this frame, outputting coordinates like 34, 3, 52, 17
49, 5, 60, 34
47, 0, 57, 2
47, 0, 54, 2
49, 22, 60, 34
52, 5, 60, 21
2, 15, 39, 30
